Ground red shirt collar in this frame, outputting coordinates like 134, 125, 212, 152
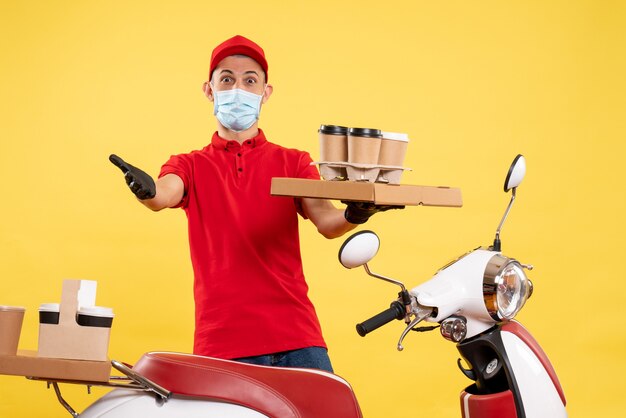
211, 129, 267, 150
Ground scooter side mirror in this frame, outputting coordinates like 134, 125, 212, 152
493, 154, 526, 251
338, 230, 380, 269
504, 154, 526, 192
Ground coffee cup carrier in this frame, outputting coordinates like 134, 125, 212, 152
315, 126, 411, 184
313, 161, 411, 184
5, 280, 171, 417
37, 280, 115, 361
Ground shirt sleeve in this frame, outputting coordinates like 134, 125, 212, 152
159, 154, 192, 209
294, 150, 321, 218
296, 151, 321, 180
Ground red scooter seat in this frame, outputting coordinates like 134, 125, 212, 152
132, 352, 363, 418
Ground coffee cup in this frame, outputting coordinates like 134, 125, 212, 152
76, 306, 114, 328
379, 131, 409, 167
319, 125, 348, 162
0, 305, 26, 355
347, 128, 382, 165
39, 303, 60, 324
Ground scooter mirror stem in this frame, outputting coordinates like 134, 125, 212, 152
493, 187, 517, 252
363, 264, 407, 293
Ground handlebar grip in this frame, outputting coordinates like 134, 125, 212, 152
356, 301, 406, 337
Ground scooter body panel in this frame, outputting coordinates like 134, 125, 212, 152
411, 249, 499, 338
458, 321, 566, 418
80, 389, 269, 418
500, 321, 566, 405
460, 389, 517, 418
500, 326, 567, 417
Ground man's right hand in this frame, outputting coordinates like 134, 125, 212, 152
343, 201, 405, 224
109, 154, 156, 200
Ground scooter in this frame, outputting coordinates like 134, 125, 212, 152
337, 154, 567, 418
40, 154, 565, 418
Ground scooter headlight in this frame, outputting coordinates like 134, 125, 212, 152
483, 255, 531, 320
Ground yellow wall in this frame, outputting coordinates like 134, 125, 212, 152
1, 1, 624, 416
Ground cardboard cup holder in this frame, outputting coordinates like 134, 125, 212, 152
316, 125, 411, 184
37, 280, 114, 361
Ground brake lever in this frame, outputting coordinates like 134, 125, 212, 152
397, 305, 433, 351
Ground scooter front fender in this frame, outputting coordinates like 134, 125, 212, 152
458, 321, 566, 418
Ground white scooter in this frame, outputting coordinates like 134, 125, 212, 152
337, 154, 567, 418
42, 154, 565, 418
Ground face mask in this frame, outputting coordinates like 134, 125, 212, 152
212, 88, 264, 132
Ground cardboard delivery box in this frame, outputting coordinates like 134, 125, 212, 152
270, 178, 462, 207
0, 350, 111, 382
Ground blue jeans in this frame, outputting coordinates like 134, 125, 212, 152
233, 346, 334, 373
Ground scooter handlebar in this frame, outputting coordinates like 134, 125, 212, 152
356, 301, 406, 337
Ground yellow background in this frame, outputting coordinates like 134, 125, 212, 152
1, 0, 624, 417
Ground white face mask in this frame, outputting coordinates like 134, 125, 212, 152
212, 88, 264, 132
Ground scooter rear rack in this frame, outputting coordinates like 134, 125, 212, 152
26, 360, 171, 417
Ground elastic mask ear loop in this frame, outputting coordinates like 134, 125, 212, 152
208, 80, 220, 115
256, 83, 267, 109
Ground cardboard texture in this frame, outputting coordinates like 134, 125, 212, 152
0, 350, 110, 382
270, 178, 463, 207
38, 280, 111, 361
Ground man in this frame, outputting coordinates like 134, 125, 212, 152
110, 35, 398, 372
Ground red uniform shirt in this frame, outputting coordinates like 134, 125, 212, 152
159, 129, 325, 359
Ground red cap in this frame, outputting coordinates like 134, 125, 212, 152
209, 35, 268, 81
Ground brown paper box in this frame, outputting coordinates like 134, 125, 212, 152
270, 178, 462, 207
38, 280, 111, 361
0, 350, 110, 382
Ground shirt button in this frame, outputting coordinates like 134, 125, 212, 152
237, 153, 242, 157
238, 168, 243, 172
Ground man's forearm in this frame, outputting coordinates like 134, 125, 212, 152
316, 209, 358, 239
140, 174, 185, 211
302, 198, 357, 239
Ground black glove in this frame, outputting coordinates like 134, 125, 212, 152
343, 201, 405, 225
109, 154, 156, 200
